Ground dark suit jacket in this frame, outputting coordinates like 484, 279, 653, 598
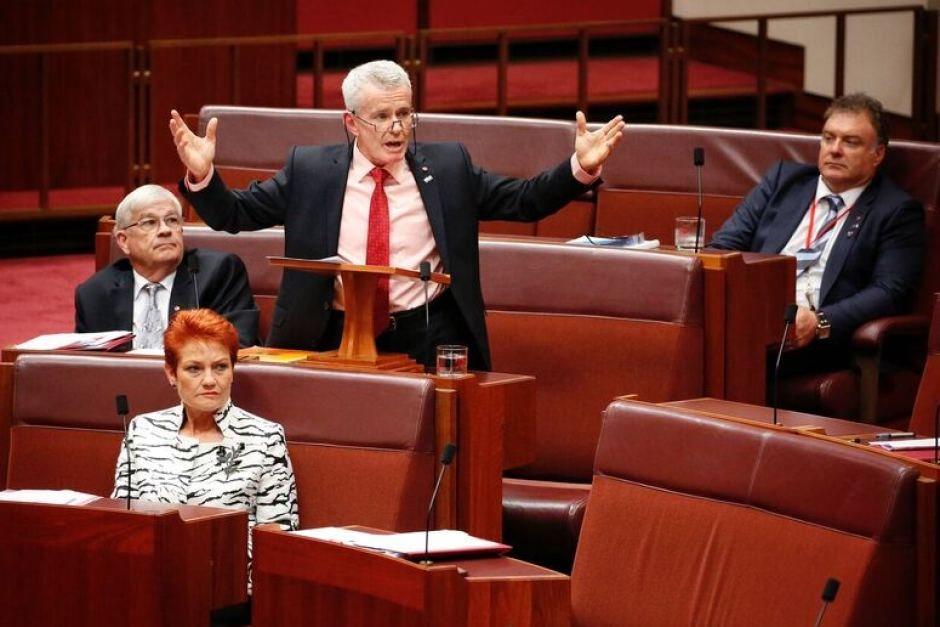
710, 162, 925, 342
180, 142, 592, 369
75, 248, 260, 347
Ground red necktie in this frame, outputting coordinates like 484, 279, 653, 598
367, 167, 390, 336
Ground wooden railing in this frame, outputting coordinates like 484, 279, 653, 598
1, 8, 936, 218
676, 6, 937, 136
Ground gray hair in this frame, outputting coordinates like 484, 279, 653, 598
341, 60, 412, 112
114, 184, 182, 230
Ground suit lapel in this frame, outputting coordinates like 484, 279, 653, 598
408, 148, 450, 269
324, 145, 353, 255
111, 269, 134, 330
819, 178, 877, 304
764, 176, 817, 254
170, 253, 194, 314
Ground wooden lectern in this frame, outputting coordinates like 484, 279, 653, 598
0, 498, 248, 627
268, 256, 451, 369
252, 525, 571, 627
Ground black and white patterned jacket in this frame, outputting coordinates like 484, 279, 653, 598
112, 400, 299, 582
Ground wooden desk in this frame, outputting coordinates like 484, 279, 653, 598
0, 497, 247, 627
0, 349, 535, 540
698, 250, 795, 405
663, 397, 902, 438
252, 525, 570, 627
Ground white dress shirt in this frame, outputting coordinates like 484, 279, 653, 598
780, 178, 867, 309
131, 269, 175, 349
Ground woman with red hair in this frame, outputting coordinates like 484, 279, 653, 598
112, 309, 298, 609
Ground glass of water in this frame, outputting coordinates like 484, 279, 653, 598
674, 216, 705, 251
436, 345, 469, 376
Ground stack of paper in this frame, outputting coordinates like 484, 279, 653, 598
296, 527, 511, 560
17, 331, 133, 351
567, 234, 661, 249
0, 489, 101, 505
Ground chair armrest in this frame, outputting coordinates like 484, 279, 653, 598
851, 315, 929, 356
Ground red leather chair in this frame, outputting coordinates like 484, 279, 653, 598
595, 124, 940, 424
571, 399, 925, 626
908, 292, 940, 436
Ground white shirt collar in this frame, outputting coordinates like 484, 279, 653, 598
132, 268, 177, 298
350, 141, 410, 184
815, 177, 868, 210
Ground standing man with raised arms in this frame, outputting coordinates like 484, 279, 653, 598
170, 60, 624, 369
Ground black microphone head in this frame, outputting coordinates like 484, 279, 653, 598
784, 303, 799, 323
187, 252, 200, 274
693, 146, 705, 167
115, 394, 129, 416
821, 578, 840, 602
419, 261, 431, 281
440, 442, 457, 465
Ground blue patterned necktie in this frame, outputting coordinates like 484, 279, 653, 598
795, 194, 843, 275
137, 282, 165, 349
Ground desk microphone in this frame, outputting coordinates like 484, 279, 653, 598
933, 405, 939, 464
116, 394, 131, 510
812, 578, 840, 627
772, 304, 799, 426
187, 253, 200, 309
419, 261, 432, 372
421, 442, 457, 564
693, 147, 705, 252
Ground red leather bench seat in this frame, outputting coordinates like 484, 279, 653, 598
572, 400, 918, 626
7, 354, 436, 531
480, 237, 704, 570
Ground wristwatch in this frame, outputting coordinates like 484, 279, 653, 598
815, 310, 831, 340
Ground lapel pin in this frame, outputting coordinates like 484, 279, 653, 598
423, 175, 434, 183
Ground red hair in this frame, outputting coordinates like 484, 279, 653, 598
164, 309, 239, 371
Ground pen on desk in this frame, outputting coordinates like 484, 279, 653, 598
872, 432, 916, 441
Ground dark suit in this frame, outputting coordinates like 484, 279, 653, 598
75, 248, 260, 347
180, 142, 592, 369
710, 162, 925, 343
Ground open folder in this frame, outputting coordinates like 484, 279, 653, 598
296, 527, 511, 560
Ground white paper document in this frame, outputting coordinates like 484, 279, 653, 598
0, 489, 101, 505
567, 235, 660, 249
870, 438, 940, 451
294, 527, 509, 558
17, 331, 133, 351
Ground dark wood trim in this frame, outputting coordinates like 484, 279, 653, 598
792, 92, 919, 140
686, 23, 804, 90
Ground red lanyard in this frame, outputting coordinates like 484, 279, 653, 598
804, 198, 853, 249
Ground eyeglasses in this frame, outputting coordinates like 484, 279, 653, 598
353, 111, 418, 136
122, 215, 183, 233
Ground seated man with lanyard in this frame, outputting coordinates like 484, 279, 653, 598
709, 92, 925, 371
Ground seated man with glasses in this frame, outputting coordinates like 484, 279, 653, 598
75, 184, 260, 348
170, 60, 626, 369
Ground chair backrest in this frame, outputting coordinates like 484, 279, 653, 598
480, 238, 704, 481
595, 123, 940, 315
910, 292, 940, 436
108, 225, 283, 342
7, 354, 436, 531
571, 400, 919, 626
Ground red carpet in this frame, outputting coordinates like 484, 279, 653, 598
0, 254, 94, 347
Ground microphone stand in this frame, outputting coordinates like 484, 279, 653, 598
693, 147, 705, 253
420, 261, 431, 373
773, 304, 799, 426
933, 405, 939, 464
187, 253, 200, 309
116, 395, 131, 510
421, 443, 456, 565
